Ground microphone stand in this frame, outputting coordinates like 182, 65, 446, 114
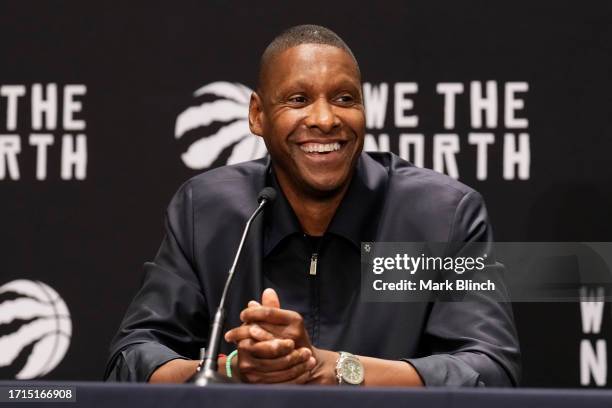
189, 194, 272, 386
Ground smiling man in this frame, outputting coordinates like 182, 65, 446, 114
105, 25, 520, 386
250, 39, 366, 244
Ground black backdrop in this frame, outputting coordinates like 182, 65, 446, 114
1, 1, 611, 387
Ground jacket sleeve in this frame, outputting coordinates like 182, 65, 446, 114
104, 182, 209, 382
404, 191, 521, 387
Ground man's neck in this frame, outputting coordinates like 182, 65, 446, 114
274, 173, 352, 237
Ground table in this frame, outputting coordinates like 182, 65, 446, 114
1, 382, 611, 408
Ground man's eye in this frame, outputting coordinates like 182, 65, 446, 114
288, 96, 307, 104
336, 95, 355, 104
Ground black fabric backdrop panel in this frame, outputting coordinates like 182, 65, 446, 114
0, 1, 611, 387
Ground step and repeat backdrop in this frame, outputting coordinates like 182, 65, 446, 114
1, 1, 611, 387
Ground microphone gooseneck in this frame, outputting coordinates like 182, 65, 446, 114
190, 187, 276, 386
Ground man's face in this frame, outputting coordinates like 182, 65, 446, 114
250, 44, 365, 198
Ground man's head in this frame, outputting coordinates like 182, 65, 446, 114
249, 25, 365, 200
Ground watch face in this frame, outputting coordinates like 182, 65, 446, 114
341, 357, 364, 385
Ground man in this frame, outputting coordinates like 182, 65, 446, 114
105, 25, 520, 386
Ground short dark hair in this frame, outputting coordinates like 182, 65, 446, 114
257, 25, 360, 92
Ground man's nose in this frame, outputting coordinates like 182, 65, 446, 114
305, 98, 340, 134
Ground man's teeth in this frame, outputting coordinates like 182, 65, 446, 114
300, 142, 341, 153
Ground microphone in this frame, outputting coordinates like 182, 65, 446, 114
258, 186, 277, 204
190, 187, 277, 386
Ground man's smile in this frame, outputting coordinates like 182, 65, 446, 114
294, 139, 352, 166
299, 142, 342, 153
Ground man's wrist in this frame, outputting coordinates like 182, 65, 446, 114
309, 348, 338, 385
216, 354, 241, 381
217, 355, 227, 375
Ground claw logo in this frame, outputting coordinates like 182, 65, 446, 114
174, 81, 268, 170
0, 280, 72, 379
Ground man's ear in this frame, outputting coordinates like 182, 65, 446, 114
248, 91, 264, 137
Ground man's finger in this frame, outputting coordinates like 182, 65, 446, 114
264, 359, 315, 384
249, 324, 275, 341
248, 300, 261, 308
261, 288, 281, 309
254, 322, 296, 340
281, 367, 314, 385
240, 306, 301, 325
225, 325, 251, 343
239, 347, 311, 373
243, 338, 295, 359
225, 324, 274, 343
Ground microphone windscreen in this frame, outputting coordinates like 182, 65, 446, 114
257, 187, 277, 204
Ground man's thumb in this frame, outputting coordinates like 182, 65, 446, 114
261, 288, 281, 308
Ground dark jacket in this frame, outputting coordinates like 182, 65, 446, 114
105, 152, 520, 386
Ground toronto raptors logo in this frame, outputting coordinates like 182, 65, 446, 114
175, 81, 267, 170
0, 280, 72, 379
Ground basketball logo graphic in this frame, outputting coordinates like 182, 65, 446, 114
0, 280, 72, 379
175, 81, 268, 170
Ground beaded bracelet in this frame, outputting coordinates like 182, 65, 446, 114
225, 350, 238, 378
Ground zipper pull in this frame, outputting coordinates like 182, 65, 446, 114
309, 253, 318, 276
